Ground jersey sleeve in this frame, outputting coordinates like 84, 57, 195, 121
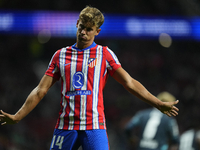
105, 47, 121, 76
45, 50, 61, 80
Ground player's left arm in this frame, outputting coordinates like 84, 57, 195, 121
112, 67, 179, 117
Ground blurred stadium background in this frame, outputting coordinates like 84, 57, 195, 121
1, 0, 200, 149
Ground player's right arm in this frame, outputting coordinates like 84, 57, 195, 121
112, 67, 179, 117
0, 75, 57, 125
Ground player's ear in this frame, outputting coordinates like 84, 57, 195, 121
76, 20, 79, 28
95, 28, 101, 36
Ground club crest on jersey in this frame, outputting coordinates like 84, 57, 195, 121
88, 58, 97, 68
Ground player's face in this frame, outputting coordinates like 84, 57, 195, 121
76, 20, 101, 43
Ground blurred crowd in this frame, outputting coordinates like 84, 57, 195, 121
1, 35, 200, 149
1, 0, 200, 150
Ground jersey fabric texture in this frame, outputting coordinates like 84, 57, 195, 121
45, 42, 121, 130
50, 129, 109, 150
125, 108, 180, 150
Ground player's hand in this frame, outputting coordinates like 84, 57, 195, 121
159, 100, 179, 117
0, 110, 18, 125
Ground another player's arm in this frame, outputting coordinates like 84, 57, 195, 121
0, 75, 57, 125
112, 67, 179, 117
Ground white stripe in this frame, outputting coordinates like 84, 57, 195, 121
68, 49, 77, 130
106, 60, 112, 70
48, 51, 57, 70
58, 48, 67, 129
107, 47, 120, 64
79, 50, 89, 130
92, 46, 103, 129
103, 69, 107, 77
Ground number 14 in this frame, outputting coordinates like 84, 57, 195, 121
51, 135, 64, 149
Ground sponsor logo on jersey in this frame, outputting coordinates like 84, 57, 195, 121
66, 90, 91, 96
67, 72, 91, 96
73, 72, 84, 89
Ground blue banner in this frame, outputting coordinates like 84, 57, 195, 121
0, 10, 199, 40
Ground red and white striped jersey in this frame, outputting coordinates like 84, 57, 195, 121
45, 42, 121, 130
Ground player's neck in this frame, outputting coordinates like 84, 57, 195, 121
76, 40, 94, 50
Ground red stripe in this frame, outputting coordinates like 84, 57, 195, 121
97, 46, 106, 129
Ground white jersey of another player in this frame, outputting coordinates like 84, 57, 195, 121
179, 129, 200, 150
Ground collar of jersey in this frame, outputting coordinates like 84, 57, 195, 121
72, 42, 97, 51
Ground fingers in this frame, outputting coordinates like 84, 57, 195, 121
1, 122, 7, 125
164, 105, 179, 117
0, 110, 8, 125
165, 110, 177, 117
162, 100, 179, 117
0, 110, 17, 125
170, 109, 178, 116
166, 106, 179, 117
172, 106, 179, 112
0, 110, 5, 119
171, 100, 179, 116
0, 110, 7, 116
174, 100, 179, 105
0, 110, 5, 116
166, 112, 171, 117
169, 100, 179, 117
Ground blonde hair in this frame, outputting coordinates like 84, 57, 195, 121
79, 6, 104, 29
157, 91, 176, 102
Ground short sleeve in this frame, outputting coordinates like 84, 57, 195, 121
45, 50, 61, 80
105, 47, 121, 76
